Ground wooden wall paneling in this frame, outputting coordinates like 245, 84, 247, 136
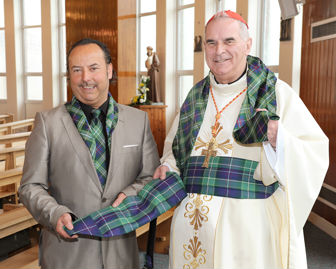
301, 0, 336, 186
136, 105, 167, 157
117, 0, 137, 105
300, 0, 336, 235
65, 0, 137, 104
66, 0, 118, 101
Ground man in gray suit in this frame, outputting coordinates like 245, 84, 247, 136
19, 38, 160, 269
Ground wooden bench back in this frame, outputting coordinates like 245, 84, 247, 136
0, 119, 34, 135
0, 146, 26, 170
0, 207, 37, 239
0, 114, 14, 124
0, 132, 31, 148
0, 167, 23, 204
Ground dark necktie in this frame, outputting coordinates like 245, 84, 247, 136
90, 109, 107, 188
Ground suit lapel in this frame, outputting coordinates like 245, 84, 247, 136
61, 111, 103, 193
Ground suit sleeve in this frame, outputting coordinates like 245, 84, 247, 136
121, 112, 160, 196
18, 112, 73, 230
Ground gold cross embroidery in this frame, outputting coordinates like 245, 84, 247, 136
201, 137, 217, 168
195, 136, 233, 168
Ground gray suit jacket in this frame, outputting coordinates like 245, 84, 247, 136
19, 104, 160, 269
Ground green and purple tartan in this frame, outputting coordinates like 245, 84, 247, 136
65, 173, 187, 237
64, 159, 277, 238
90, 109, 107, 186
65, 93, 118, 187
184, 156, 279, 199
172, 56, 279, 174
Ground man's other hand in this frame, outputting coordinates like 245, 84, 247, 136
267, 119, 278, 149
256, 108, 278, 149
112, 192, 126, 207
153, 165, 169, 180
56, 213, 78, 239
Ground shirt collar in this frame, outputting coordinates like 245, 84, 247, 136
79, 97, 109, 123
211, 65, 247, 86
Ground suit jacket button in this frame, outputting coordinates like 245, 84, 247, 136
102, 198, 107, 203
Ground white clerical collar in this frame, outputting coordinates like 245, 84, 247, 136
210, 71, 247, 96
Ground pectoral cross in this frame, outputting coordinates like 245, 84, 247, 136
195, 123, 233, 168
200, 137, 217, 168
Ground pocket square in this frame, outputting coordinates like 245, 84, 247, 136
123, 144, 139, 148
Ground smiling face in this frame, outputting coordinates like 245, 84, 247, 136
204, 18, 252, 84
68, 43, 112, 108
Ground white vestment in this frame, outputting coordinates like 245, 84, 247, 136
162, 73, 329, 269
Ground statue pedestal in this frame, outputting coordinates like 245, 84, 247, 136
134, 105, 167, 156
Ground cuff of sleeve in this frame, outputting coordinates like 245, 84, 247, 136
162, 162, 172, 171
263, 122, 285, 187
263, 142, 277, 167
69, 212, 78, 221
162, 162, 180, 175
274, 122, 285, 186
121, 187, 136, 197
121, 177, 153, 197
50, 205, 74, 230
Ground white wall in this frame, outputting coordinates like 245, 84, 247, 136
1, 0, 63, 120
278, 12, 303, 94
1, 0, 24, 121
163, 0, 177, 130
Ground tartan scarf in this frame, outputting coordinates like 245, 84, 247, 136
65, 93, 118, 181
184, 156, 279, 199
172, 55, 279, 174
90, 109, 107, 187
65, 173, 187, 237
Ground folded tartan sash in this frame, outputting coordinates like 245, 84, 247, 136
184, 156, 279, 199
65, 173, 187, 237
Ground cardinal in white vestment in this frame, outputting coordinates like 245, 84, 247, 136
153, 10, 329, 269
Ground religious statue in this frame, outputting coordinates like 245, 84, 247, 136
145, 46, 161, 103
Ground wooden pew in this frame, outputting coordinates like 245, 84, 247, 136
0, 119, 34, 135
0, 145, 26, 170
0, 244, 39, 269
0, 114, 14, 124
2, 203, 24, 211
0, 167, 23, 204
0, 165, 39, 269
0, 132, 31, 148
136, 208, 174, 237
0, 207, 37, 239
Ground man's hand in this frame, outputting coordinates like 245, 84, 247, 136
256, 108, 278, 149
112, 192, 126, 207
153, 165, 169, 180
56, 213, 78, 239
267, 119, 278, 149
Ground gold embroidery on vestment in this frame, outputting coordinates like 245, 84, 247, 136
184, 194, 211, 230
183, 236, 206, 269
182, 195, 213, 267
